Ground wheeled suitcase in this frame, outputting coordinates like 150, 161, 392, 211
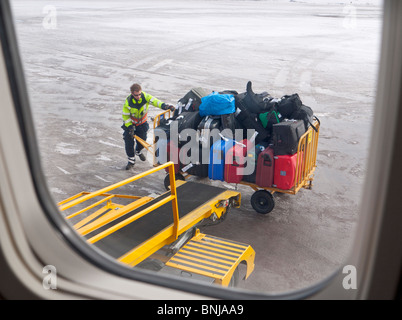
255, 145, 275, 188
209, 138, 235, 181
273, 152, 304, 190
272, 119, 306, 155
241, 142, 267, 184
224, 139, 250, 184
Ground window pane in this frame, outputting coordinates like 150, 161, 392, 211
11, 0, 382, 294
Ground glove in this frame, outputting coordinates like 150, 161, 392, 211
127, 125, 135, 137
162, 103, 175, 111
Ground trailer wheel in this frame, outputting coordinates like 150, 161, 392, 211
251, 190, 275, 214
164, 173, 185, 190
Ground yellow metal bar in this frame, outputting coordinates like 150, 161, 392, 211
119, 229, 176, 267
65, 195, 115, 220
168, 162, 180, 240
57, 192, 87, 206
153, 109, 171, 129
76, 196, 153, 236
133, 134, 154, 153
59, 161, 175, 212
166, 233, 255, 287
87, 194, 176, 244
73, 205, 111, 230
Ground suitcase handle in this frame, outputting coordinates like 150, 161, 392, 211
263, 154, 273, 166
232, 156, 244, 167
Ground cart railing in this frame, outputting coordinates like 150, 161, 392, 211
239, 119, 320, 195
293, 119, 320, 193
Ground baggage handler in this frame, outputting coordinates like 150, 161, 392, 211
122, 83, 175, 170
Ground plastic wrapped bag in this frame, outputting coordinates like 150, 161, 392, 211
199, 92, 235, 117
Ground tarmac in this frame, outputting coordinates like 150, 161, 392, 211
11, 0, 382, 294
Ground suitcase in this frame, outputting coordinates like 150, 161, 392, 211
174, 87, 209, 116
164, 141, 181, 174
220, 113, 236, 138
272, 120, 306, 155
154, 118, 173, 141
155, 136, 168, 165
224, 139, 250, 184
273, 152, 304, 190
197, 116, 222, 150
255, 145, 275, 188
241, 170, 256, 183
185, 162, 209, 177
241, 142, 270, 184
181, 145, 209, 177
209, 138, 235, 181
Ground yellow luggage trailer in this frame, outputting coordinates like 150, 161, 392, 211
58, 162, 255, 287
152, 110, 320, 214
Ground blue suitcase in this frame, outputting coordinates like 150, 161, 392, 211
208, 138, 235, 181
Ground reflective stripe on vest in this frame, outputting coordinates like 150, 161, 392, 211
128, 93, 149, 126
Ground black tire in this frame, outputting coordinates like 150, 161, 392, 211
250, 190, 275, 214
164, 173, 185, 190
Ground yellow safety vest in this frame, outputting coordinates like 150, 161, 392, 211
122, 91, 164, 127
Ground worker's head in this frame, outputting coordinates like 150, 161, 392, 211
130, 83, 142, 100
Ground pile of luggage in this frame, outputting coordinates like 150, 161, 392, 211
154, 81, 319, 190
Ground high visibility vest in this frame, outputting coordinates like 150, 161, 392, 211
122, 92, 164, 127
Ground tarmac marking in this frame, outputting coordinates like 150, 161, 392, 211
56, 166, 70, 175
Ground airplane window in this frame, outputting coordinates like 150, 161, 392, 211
9, 0, 383, 296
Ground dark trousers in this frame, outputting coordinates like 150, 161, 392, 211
122, 122, 149, 158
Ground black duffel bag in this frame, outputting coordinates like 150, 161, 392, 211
290, 104, 319, 132
239, 81, 274, 114
234, 97, 270, 144
277, 93, 302, 118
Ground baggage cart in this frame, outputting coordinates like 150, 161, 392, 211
152, 111, 320, 214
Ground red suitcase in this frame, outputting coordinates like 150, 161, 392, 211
224, 139, 250, 184
273, 152, 304, 190
255, 146, 275, 188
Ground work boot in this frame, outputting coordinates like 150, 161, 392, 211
125, 157, 135, 170
136, 151, 146, 161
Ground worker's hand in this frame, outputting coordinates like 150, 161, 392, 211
162, 103, 175, 111
127, 125, 135, 137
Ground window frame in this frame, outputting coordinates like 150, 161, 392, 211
0, 0, 400, 300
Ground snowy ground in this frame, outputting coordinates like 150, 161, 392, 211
11, 0, 382, 294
